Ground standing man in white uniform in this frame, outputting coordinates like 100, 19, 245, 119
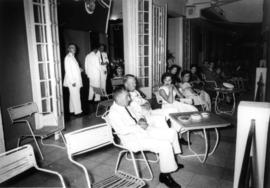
108, 87, 182, 188
85, 48, 101, 101
99, 44, 109, 92
63, 43, 83, 115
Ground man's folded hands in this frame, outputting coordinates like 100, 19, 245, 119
137, 118, 149, 130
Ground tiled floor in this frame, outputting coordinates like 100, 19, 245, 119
1, 111, 237, 188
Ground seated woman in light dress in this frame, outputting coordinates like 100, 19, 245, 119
159, 72, 198, 113
179, 71, 211, 111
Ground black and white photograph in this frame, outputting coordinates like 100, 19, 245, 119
0, 0, 270, 187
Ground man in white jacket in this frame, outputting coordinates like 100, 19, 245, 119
85, 48, 102, 101
108, 87, 182, 188
63, 44, 82, 115
99, 44, 109, 92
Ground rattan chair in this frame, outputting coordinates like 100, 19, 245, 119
7, 102, 66, 160
0, 145, 66, 187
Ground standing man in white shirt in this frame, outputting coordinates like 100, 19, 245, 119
63, 43, 83, 115
108, 87, 182, 188
85, 44, 109, 102
85, 47, 101, 101
99, 44, 109, 92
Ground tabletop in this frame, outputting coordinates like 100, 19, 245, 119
169, 112, 231, 131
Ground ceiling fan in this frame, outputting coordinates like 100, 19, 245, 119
74, 0, 110, 14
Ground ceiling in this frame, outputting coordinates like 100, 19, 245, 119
110, 0, 264, 23
220, 0, 263, 23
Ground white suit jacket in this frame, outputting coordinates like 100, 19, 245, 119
63, 53, 82, 88
108, 102, 146, 151
85, 51, 101, 87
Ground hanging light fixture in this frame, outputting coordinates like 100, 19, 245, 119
84, 0, 110, 14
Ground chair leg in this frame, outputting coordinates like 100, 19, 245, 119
26, 122, 44, 160
17, 136, 22, 147
140, 151, 154, 181
95, 103, 101, 117
115, 150, 127, 174
130, 151, 140, 178
59, 131, 67, 146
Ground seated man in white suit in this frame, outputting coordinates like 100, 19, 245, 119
124, 74, 195, 145
108, 87, 182, 188
124, 74, 176, 128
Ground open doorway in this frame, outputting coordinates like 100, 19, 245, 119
57, 0, 124, 127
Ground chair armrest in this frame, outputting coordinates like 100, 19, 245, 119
38, 112, 52, 115
13, 119, 29, 125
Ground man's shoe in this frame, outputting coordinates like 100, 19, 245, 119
159, 173, 181, 188
178, 163, 184, 169
179, 138, 191, 145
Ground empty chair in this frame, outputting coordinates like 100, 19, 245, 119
64, 123, 145, 188
0, 144, 66, 187
7, 102, 66, 160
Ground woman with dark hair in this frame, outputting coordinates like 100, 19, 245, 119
179, 71, 211, 111
214, 67, 225, 86
190, 64, 203, 89
113, 65, 124, 78
159, 72, 198, 113
168, 65, 181, 86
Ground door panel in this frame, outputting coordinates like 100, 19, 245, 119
137, 0, 152, 98
152, 3, 167, 90
24, 0, 64, 129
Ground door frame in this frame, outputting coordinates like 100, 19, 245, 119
24, 0, 64, 129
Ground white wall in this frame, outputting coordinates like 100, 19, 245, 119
63, 29, 91, 69
112, 0, 185, 19
167, 17, 184, 67
153, 0, 185, 16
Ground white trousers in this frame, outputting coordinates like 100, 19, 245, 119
88, 71, 106, 101
68, 86, 82, 115
137, 127, 180, 173
89, 86, 101, 101
100, 71, 107, 91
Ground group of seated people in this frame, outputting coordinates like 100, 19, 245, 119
108, 74, 208, 188
167, 64, 212, 111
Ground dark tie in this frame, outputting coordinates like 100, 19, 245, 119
100, 53, 104, 64
125, 107, 137, 123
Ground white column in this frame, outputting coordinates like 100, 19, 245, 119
234, 101, 270, 188
122, 0, 138, 75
